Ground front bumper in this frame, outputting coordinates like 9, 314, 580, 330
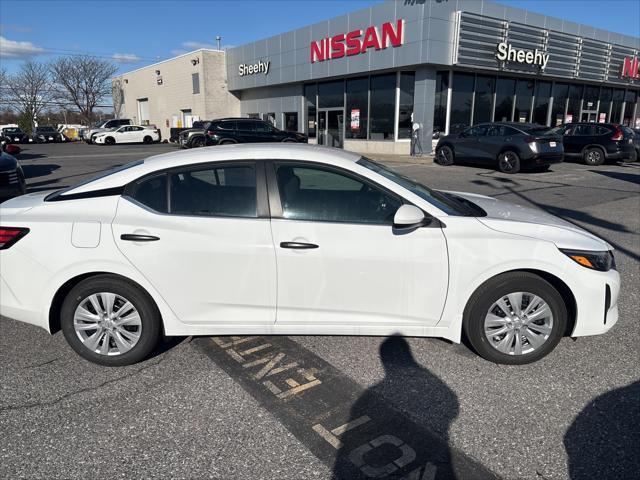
570, 266, 620, 337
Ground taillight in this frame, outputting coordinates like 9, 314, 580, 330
611, 126, 624, 141
0, 227, 29, 250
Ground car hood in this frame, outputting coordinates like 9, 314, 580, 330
0, 152, 18, 170
446, 190, 612, 251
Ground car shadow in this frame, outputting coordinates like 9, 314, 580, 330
332, 336, 463, 479
22, 164, 61, 179
564, 380, 640, 479
588, 169, 640, 185
15, 152, 48, 161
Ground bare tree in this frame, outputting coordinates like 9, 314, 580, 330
49, 55, 117, 124
5, 61, 51, 133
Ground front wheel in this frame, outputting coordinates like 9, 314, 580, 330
104, 137, 115, 145
61, 275, 161, 366
498, 150, 521, 173
435, 146, 454, 166
463, 272, 567, 365
143, 136, 153, 144
190, 136, 205, 148
583, 147, 604, 166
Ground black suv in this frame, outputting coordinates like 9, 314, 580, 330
1, 127, 29, 144
204, 118, 307, 146
552, 123, 635, 165
435, 122, 563, 173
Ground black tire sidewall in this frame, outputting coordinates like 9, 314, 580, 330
61, 276, 161, 366
436, 146, 454, 165
498, 151, 521, 173
463, 273, 566, 365
143, 136, 152, 144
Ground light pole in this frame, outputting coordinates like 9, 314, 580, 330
216, 36, 221, 51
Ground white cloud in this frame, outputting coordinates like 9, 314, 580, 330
0, 36, 45, 59
112, 53, 142, 63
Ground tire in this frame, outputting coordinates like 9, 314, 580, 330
282, 138, 297, 143
190, 136, 205, 148
583, 147, 604, 166
463, 272, 567, 365
105, 137, 115, 145
143, 136, 153, 144
60, 275, 161, 366
435, 145, 454, 166
219, 139, 236, 145
498, 150, 521, 173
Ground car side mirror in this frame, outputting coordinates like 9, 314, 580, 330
393, 205, 427, 231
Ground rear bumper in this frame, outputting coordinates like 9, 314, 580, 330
605, 148, 634, 161
524, 153, 564, 165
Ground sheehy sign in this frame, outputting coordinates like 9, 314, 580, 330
239, 60, 270, 76
310, 19, 405, 63
496, 42, 549, 69
620, 56, 640, 79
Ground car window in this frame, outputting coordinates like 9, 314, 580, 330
130, 174, 168, 213
117, 127, 127, 132
573, 124, 595, 136
217, 121, 237, 131
169, 164, 256, 217
254, 121, 274, 133
132, 126, 144, 131
275, 163, 401, 224
487, 125, 520, 137
465, 125, 488, 137
236, 120, 254, 131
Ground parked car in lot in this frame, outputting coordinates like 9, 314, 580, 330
1, 127, 30, 144
83, 118, 131, 144
0, 150, 26, 199
0, 145, 619, 367
178, 120, 210, 148
204, 118, 307, 146
435, 122, 563, 173
551, 123, 635, 165
93, 125, 160, 145
33, 125, 64, 143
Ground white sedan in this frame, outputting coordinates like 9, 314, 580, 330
0, 144, 619, 366
94, 125, 159, 145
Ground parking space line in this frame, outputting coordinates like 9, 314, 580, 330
194, 336, 499, 480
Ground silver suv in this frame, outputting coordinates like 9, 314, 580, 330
82, 119, 131, 144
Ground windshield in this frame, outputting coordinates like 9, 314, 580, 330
3, 128, 22, 134
357, 157, 475, 216
36, 126, 56, 132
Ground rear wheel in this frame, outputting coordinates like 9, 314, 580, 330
282, 138, 297, 143
435, 146, 454, 166
463, 272, 566, 365
190, 136, 205, 148
61, 275, 161, 366
498, 150, 521, 173
583, 147, 604, 166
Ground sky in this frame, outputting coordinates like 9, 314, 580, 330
1, 0, 639, 75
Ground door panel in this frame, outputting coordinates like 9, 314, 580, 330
269, 162, 449, 327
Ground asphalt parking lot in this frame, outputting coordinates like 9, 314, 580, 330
1, 141, 639, 480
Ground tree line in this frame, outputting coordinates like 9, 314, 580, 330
0, 56, 118, 134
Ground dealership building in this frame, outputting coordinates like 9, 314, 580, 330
115, 0, 640, 154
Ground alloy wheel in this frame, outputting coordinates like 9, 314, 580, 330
499, 153, 516, 172
484, 292, 553, 356
73, 292, 142, 356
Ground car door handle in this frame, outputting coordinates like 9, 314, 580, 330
280, 241, 318, 249
120, 234, 160, 242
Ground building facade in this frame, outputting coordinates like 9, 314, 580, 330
113, 49, 240, 140
114, 0, 640, 154
226, 0, 640, 154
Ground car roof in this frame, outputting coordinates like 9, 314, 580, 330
61, 144, 362, 195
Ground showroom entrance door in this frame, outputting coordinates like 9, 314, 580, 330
581, 110, 598, 122
318, 109, 344, 148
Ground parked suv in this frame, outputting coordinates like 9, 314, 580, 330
33, 126, 64, 143
1, 127, 30, 144
178, 121, 210, 149
435, 122, 563, 173
204, 118, 307, 146
551, 123, 635, 165
83, 119, 131, 144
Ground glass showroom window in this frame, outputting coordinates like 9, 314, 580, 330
551, 83, 569, 125
318, 80, 344, 108
533, 81, 552, 125
583, 86, 599, 111
494, 77, 515, 122
473, 75, 494, 125
398, 72, 415, 139
433, 72, 449, 134
284, 112, 298, 132
566, 84, 583, 122
598, 88, 612, 122
450, 73, 474, 132
611, 89, 625, 123
345, 77, 368, 139
369, 74, 396, 140
304, 84, 317, 138
623, 90, 638, 126
514, 79, 534, 123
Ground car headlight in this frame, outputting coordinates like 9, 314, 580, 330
561, 249, 615, 271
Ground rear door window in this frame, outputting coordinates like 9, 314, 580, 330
217, 121, 237, 131
130, 174, 168, 213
